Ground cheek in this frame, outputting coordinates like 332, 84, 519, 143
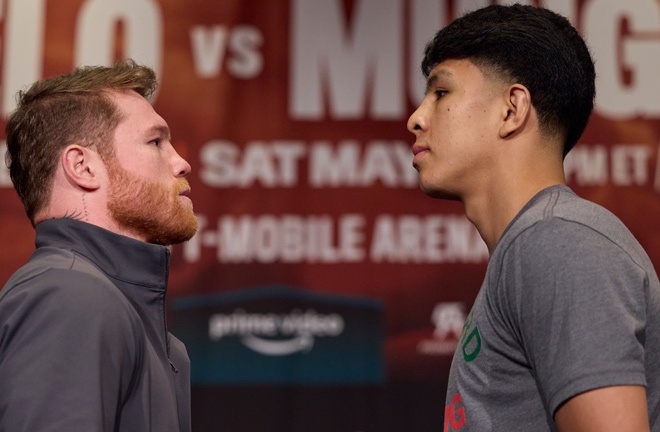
124, 155, 170, 178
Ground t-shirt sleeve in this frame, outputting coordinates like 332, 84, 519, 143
0, 267, 143, 431
502, 219, 648, 416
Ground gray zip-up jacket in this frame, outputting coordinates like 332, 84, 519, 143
0, 218, 191, 431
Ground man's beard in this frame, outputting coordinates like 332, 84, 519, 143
106, 161, 199, 246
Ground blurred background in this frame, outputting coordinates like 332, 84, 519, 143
0, 0, 659, 430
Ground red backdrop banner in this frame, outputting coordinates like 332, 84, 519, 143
0, 1, 659, 430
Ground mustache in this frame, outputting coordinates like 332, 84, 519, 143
175, 178, 191, 194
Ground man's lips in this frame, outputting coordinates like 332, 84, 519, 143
178, 188, 193, 206
412, 144, 429, 169
413, 144, 428, 155
412, 144, 428, 156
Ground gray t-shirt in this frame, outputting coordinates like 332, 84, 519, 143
444, 185, 660, 431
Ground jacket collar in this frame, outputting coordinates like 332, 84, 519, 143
35, 218, 170, 289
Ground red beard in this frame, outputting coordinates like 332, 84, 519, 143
106, 160, 198, 246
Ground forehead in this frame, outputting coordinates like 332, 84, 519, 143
107, 89, 168, 132
425, 59, 494, 92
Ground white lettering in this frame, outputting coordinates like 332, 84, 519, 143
408, 0, 446, 106
564, 145, 609, 186
611, 144, 650, 186
308, 141, 360, 186
308, 140, 416, 187
585, 0, 660, 118
190, 25, 263, 79
227, 25, 264, 79
75, 0, 163, 91
214, 214, 366, 264
370, 214, 488, 263
565, 144, 655, 187
209, 309, 344, 341
199, 140, 415, 188
184, 213, 491, 264
209, 309, 278, 340
190, 25, 229, 78
290, 0, 404, 119
3, 0, 47, 116
200, 140, 306, 187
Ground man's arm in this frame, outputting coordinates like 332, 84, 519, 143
555, 385, 649, 432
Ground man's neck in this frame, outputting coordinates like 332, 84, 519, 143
462, 154, 566, 254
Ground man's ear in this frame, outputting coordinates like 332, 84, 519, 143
499, 84, 531, 139
61, 145, 102, 190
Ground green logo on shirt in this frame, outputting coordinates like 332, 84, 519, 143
460, 310, 481, 362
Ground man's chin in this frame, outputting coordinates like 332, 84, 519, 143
120, 211, 199, 246
419, 183, 461, 201
171, 222, 199, 245
155, 215, 199, 246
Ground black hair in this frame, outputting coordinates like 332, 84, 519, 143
421, 4, 595, 156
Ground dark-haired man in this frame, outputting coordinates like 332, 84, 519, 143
0, 60, 197, 431
408, 5, 659, 431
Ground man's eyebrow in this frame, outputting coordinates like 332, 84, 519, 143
147, 125, 171, 139
425, 69, 454, 94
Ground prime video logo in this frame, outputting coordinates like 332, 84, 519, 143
208, 309, 345, 356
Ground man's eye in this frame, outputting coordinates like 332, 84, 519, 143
434, 89, 447, 99
149, 139, 161, 146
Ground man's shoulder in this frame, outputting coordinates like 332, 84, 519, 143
494, 186, 653, 273
520, 186, 613, 226
507, 187, 634, 249
0, 246, 144, 351
0, 246, 129, 314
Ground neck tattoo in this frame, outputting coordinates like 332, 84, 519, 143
82, 193, 89, 221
